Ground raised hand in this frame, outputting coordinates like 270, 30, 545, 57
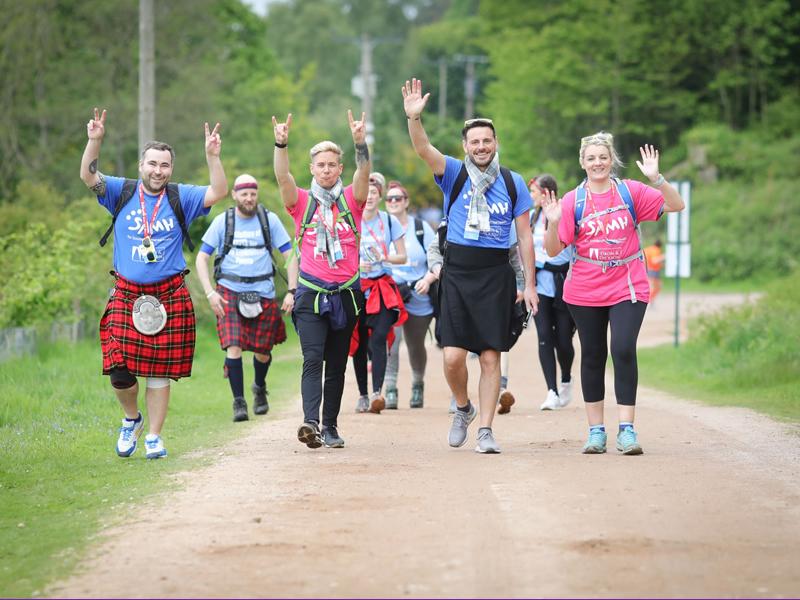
272, 113, 292, 145
401, 78, 430, 118
636, 144, 660, 182
205, 122, 222, 157
541, 189, 562, 223
87, 107, 107, 140
348, 110, 366, 144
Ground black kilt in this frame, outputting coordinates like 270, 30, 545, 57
439, 243, 516, 353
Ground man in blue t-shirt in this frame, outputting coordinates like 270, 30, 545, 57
402, 78, 539, 455
79, 107, 228, 460
195, 174, 298, 423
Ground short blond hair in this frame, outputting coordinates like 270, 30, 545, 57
579, 131, 624, 176
309, 141, 343, 162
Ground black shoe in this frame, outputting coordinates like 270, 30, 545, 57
297, 422, 322, 448
232, 397, 249, 422
321, 425, 345, 448
252, 383, 269, 415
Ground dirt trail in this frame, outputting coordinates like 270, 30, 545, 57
50, 292, 799, 598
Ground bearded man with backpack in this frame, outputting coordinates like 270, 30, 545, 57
79, 107, 228, 460
402, 79, 538, 455
195, 174, 298, 423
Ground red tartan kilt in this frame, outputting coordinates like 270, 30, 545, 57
215, 286, 287, 353
100, 272, 196, 379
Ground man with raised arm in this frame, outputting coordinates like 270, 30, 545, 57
80, 108, 227, 460
401, 79, 538, 454
272, 110, 370, 449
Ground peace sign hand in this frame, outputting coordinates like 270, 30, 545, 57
636, 144, 660, 182
87, 107, 107, 141
205, 122, 222, 157
272, 114, 292, 145
541, 189, 562, 224
348, 110, 366, 144
401, 78, 430, 118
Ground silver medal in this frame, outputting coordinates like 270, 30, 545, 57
132, 294, 167, 335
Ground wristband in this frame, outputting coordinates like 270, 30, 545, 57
206, 290, 217, 298
652, 174, 666, 187
287, 288, 296, 295
274, 142, 287, 148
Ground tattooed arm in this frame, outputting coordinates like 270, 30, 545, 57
80, 107, 107, 194
348, 110, 371, 206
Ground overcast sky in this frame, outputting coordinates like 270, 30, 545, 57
241, 0, 278, 16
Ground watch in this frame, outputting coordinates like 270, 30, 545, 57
652, 174, 666, 187
287, 288, 297, 295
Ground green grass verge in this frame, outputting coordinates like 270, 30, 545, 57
639, 275, 800, 422
0, 318, 301, 598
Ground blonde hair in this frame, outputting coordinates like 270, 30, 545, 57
309, 140, 343, 162
579, 131, 624, 176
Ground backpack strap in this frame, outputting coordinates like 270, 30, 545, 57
446, 164, 469, 217
99, 178, 138, 247
574, 179, 587, 236
166, 183, 194, 251
499, 166, 517, 211
213, 207, 237, 280
256, 205, 273, 253
414, 217, 425, 248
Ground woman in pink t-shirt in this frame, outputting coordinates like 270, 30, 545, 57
542, 131, 685, 455
272, 110, 370, 450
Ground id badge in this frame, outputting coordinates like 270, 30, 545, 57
333, 238, 344, 261
464, 222, 480, 241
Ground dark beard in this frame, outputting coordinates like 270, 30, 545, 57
142, 178, 167, 194
237, 204, 257, 217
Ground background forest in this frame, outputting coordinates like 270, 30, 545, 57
1, 0, 798, 328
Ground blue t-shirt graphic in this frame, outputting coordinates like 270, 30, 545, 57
391, 218, 436, 317
98, 176, 209, 283
435, 155, 531, 249
360, 211, 404, 279
201, 209, 292, 299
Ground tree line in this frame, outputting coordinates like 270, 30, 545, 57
0, 0, 798, 327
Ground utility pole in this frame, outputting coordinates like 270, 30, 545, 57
359, 33, 375, 146
453, 54, 489, 120
438, 57, 448, 127
139, 0, 155, 149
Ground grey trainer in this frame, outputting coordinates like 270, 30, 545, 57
448, 402, 477, 447
475, 428, 501, 454
385, 387, 398, 410
355, 395, 369, 413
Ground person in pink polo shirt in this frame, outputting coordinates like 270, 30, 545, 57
272, 110, 370, 450
542, 132, 685, 455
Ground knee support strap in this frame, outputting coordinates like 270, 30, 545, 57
109, 367, 137, 389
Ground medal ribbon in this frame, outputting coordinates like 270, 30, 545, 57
138, 183, 166, 240
363, 214, 388, 259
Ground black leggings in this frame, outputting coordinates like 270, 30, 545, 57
567, 301, 648, 406
352, 294, 397, 395
533, 295, 576, 392
294, 290, 361, 427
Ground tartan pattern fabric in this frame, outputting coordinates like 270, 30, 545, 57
215, 285, 287, 353
100, 272, 196, 379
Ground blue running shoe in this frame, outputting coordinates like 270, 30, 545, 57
582, 429, 607, 454
116, 412, 144, 457
144, 434, 168, 459
616, 426, 643, 455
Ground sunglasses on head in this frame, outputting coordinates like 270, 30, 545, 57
464, 118, 494, 127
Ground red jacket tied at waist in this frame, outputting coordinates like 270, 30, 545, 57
349, 274, 408, 356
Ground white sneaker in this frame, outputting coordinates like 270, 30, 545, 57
558, 381, 573, 407
144, 434, 167, 459
115, 412, 144, 457
539, 389, 560, 411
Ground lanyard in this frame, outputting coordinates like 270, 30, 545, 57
138, 184, 166, 240
363, 213, 388, 257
